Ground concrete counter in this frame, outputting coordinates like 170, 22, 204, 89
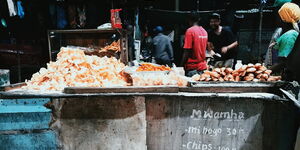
0, 91, 298, 150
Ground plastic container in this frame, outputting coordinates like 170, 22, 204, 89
0, 69, 10, 86
235, 60, 243, 70
110, 9, 122, 29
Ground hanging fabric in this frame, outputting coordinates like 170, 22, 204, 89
1, 18, 7, 28
7, 0, 17, 17
67, 5, 77, 28
57, 4, 67, 29
49, 4, 56, 28
77, 5, 86, 28
134, 9, 141, 40
17, 0, 24, 18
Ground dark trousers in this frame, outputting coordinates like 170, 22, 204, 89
185, 70, 204, 77
155, 59, 172, 67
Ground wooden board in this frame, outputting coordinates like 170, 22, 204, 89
0, 82, 26, 92
182, 81, 278, 93
63, 86, 179, 94
180, 87, 273, 93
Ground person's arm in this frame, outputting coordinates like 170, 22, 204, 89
181, 29, 193, 67
221, 41, 238, 54
180, 49, 192, 67
207, 41, 216, 55
207, 42, 214, 51
273, 38, 281, 50
166, 39, 174, 61
221, 28, 238, 54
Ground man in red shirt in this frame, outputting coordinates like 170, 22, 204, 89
181, 14, 208, 77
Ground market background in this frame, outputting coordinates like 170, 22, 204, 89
0, 0, 290, 84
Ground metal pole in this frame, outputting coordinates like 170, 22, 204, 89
47, 31, 52, 61
258, 7, 263, 62
197, 0, 199, 11
17, 49, 21, 82
175, 0, 179, 11
259, 0, 267, 63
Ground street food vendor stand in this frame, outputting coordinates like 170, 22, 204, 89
0, 85, 298, 150
0, 84, 298, 150
0, 46, 298, 150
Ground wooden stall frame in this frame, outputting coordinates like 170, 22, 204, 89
47, 29, 128, 64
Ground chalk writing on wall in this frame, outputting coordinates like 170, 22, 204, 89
182, 108, 248, 150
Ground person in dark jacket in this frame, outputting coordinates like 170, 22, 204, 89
152, 26, 174, 66
208, 13, 238, 68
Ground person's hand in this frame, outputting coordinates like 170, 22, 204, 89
207, 42, 214, 51
221, 46, 228, 54
269, 42, 276, 48
210, 50, 215, 56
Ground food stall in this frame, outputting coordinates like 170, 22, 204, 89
0, 47, 298, 150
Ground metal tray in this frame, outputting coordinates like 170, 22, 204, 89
180, 81, 283, 93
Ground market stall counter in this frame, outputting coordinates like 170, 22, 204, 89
0, 83, 298, 150
0, 46, 297, 150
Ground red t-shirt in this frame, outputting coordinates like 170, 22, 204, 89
183, 26, 208, 71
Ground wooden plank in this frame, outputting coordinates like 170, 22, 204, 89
180, 87, 272, 93
49, 29, 122, 34
182, 81, 278, 93
0, 130, 57, 150
63, 86, 179, 94
0, 82, 26, 92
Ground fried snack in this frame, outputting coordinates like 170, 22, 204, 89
205, 77, 212, 81
255, 70, 263, 74
247, 63, 254, 68
235, 76, 240, 81
24, 47, 128, 91
213, 68, 221, 73
191, 63, 281, 82
246, 67, 256, 73
136, 63, 171, 72
258, 65, 267, 71
192, 74, 201, 81
264, 70, 272, 75
99, 40, 121, 53
254, 63, 262, 69
219, 77, 224, 82
244, 75, 254, 81
267, 76, 281, 81
225, 68, 233, 74
209, 71, 221, 78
